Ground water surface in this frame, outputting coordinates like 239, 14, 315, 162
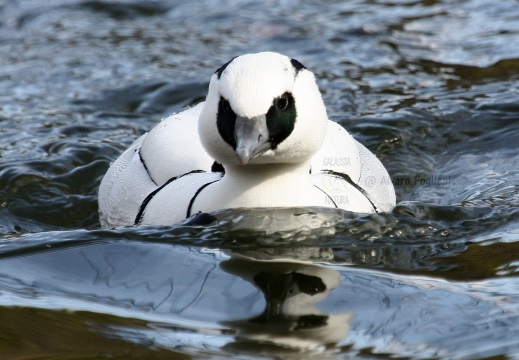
1, 0, 519, 358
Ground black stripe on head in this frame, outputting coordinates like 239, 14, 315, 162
266, 92, 296, 149
290, 58, 306, 73
215, 56, 237, 79
216, 97, 237, 149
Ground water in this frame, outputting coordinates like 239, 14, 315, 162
1, 0, 519, 358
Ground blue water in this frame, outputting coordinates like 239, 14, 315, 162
2, 0, 519, 358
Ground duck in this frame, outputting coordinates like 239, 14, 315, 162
98, 52, 395, 228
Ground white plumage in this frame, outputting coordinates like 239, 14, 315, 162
98, 52, 395, 227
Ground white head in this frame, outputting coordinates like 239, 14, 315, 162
198, 52, 328, 166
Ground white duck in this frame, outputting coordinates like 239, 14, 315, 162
98, 52, 395, 227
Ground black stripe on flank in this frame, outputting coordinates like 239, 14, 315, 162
322, 170, 378, 213
134, 170, 206, 225
186, 180, 220, 218
138, 148, 157, 186
211, 161, 225, 173
314, 185, 338, 208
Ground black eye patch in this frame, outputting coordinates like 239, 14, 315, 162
216, 97, 237, 149
266, 92, 296, 149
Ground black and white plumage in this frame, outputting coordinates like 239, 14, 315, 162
98, 52, 395, 227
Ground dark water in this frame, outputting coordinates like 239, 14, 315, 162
2, 0, 519, 358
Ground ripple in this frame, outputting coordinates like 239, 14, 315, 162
2, 0, 519, 357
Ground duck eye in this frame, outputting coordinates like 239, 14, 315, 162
220, 98, 232, 113
277, 93, 289, 110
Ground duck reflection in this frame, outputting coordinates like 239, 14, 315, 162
220, 252, 353, 352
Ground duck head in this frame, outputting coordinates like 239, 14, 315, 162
199, 52, 328, 166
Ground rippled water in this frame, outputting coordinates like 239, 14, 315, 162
2, 0, 519, 358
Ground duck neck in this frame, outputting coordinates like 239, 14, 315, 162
223, 161, 311, 186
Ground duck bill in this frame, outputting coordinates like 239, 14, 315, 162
234, 115, 271, 165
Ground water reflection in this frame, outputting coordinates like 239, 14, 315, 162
1, 233, 519, 358
221, 253, 352, 351
0, 236, 352, 354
